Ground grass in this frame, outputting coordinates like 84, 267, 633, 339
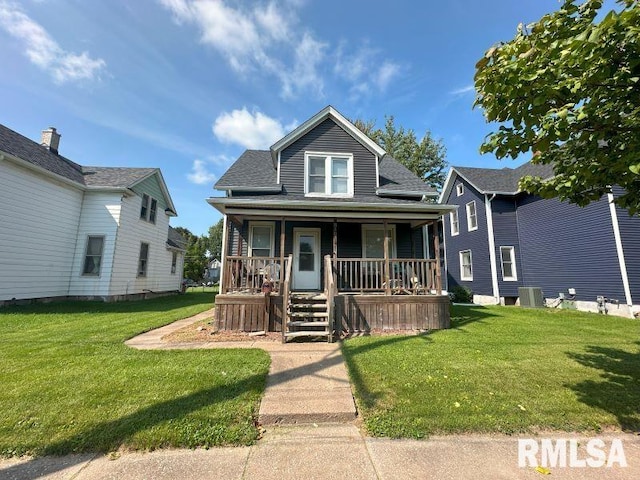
0, 291, 270, 457
342, 304, 640, 438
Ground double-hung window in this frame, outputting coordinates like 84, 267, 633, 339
249, 222, 274, 257
171, 251, 178, 274
82, 236, 104, 276
140, 194, 157, 224
450, 210, 459, 236
305, 153, 353, 197
500, 246, 517, 281
138, 243, 149, 277
466, 201, 478, 231
460, 250, 473, 281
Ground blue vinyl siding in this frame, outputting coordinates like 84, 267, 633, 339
516, 195, 626, 302
279, 118, 377, 197
612, 188, 640, 303
442, 174, 493, 296
491, 197, 523, 296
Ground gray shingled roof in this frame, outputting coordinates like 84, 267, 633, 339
0, 123, 159, 189
215, 149, 435, 195
221, 193, 434, 206
378, 156, 437, 194
167, 226, 188, 250
0, 124, 85, 184
81, 166, 156, 188
455, 161, 555, 193
215, 150, 278, 190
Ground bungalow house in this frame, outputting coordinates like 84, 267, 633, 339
0, 124, 186, 304
208, 106, 455, 342
440, 161, 640, 318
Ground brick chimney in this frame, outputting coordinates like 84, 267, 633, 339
41, 127, 61, 154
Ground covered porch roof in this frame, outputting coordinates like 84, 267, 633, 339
208, 196, 455, 228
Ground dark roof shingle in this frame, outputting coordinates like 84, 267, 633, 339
454, 161, 554, 193
81, 166, 156, 188
214, 150, 278, 190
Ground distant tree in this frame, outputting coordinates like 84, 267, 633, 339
474, 0, 640, 214
207, 219, 224, 259
354, 116, 448, 189
174, 227, 208, 281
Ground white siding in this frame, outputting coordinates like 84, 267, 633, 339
68, 192, 122, 297
0, 160, 82, 300
109, 191, 181, 295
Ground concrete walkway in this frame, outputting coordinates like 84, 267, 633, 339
3, 314, 638, 479
1, 426, 638, 479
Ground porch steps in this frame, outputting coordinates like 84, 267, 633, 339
284, 292, 333, 343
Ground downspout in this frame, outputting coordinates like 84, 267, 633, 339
607, 193, 633, 306
485, 193, 500, 304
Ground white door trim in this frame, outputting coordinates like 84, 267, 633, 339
293, 228, 321, 290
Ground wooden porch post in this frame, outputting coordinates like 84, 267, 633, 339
434, 220, 442, 295
332, 220, 338, 258
220, 214, 229, 293
280, 217, 285, 291
384, 220, 391, 295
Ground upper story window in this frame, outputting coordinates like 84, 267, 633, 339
304, 152, 354, 197
140, 194, 158, 224
82, 235, 104, 276
466, 201, 478, 231
249, 222, 274, 257
450, 210, 459, 236
456, 183, 464, 196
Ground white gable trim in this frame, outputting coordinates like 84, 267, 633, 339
129, 169, 178, 216
269, 106, 386, 164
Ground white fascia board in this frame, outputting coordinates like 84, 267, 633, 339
608, 193, 633, 305
214, 185, 282, 193
438, 168, 456, 203
485, 194, 500, 301
377, 188, 438, 197
269, 106, 386, 163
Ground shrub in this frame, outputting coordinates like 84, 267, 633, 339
449, 285, 473, 303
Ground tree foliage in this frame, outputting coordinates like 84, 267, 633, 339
173, 226, 209, 281
354, 116, 448, 189
474, 0, 640, 213
207, 219, 224, 259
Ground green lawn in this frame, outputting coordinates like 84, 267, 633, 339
342, 305, 640, 438
0, 291, 270, 457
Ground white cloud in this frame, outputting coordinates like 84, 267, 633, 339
375, 61, 400, 91
450, 84, 475, 95
213, 107, 287, 149
279, 32, 327, 98
187, 159, 217, 185
0, 1, 106, 84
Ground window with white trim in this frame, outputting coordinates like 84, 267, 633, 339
450, 210, 459, 236
466, 201, 478, 231
82, 235, 104, 276
305, 152, 354, 197
456, 183, 464, 196
500, 246, 517, 281
248, 222, 274, 257
362, 225, 397, 258
460, 250, 473, 281
171, 251, 178, 274
140, 194, 157, 224
138, 242, 149, 277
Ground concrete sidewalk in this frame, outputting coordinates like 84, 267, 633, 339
1, 425, 638, 479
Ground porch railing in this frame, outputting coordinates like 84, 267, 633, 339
222, 256, 286, 294
332, 258, 441, 294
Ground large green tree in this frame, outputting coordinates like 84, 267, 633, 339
474, 0, 640, 213
173, 226, 208, 281
207, 219, 224, 259
354, 117, 448, 189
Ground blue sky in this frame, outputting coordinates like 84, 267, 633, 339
0, 0, 583, 235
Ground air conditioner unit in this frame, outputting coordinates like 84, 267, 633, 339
519, 287, 544, 308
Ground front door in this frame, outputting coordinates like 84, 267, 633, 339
293, 228, 321, 290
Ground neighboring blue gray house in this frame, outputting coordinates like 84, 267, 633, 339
440, 161, 640, 318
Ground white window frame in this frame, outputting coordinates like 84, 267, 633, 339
171, 251, 178, 274
456, 183, 464, 196
304, 151, 354, 198
500, 246, 517, 281
361, 224, 397, 258
248, 221, 275, 257
450, 210, 459, 236
138, 242, 149, 277
82, 235, 104, 276
466, 201, 478, 231
140, 194, 158, 223
460, 250, 473, 281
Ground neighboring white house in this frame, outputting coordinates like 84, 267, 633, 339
0, 124, 186, 304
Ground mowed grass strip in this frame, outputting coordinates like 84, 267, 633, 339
0, 291, 270, 457
342, 305, 640, 438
